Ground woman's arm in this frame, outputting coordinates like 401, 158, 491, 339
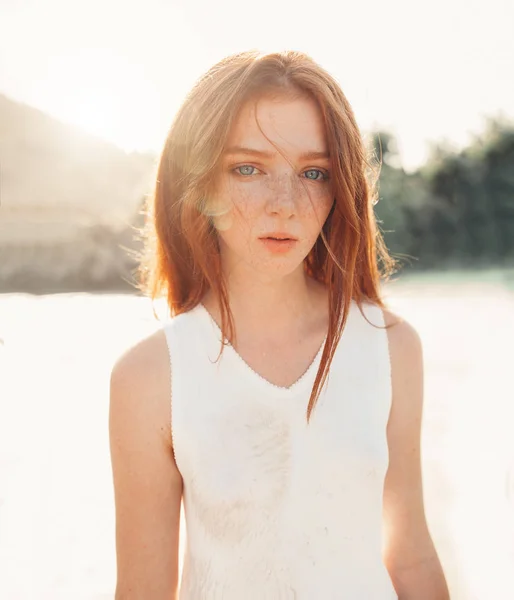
382, 311, 449, 600
109, 330, 183, 599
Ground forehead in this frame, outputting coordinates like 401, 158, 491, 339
225, 93, 328, 155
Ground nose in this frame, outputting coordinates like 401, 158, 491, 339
265, 173, 299, 218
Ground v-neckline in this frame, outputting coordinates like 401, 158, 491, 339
197, 303, 327, 399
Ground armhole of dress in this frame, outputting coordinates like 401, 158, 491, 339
374, 306, 394, 486
378, 305, 394, 422
162, 322, 179, 468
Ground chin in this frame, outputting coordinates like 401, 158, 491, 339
250, 257, 306, 280
220, 242, 311, 281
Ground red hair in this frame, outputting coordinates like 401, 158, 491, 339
138, 50, 397, 421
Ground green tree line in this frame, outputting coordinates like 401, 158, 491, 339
371, 118, 514, 272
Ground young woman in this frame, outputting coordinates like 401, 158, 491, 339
109, 50, 449, 599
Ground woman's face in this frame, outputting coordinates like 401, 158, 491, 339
208, 92, 334, 280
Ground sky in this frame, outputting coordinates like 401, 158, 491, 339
1, 0, 513, 172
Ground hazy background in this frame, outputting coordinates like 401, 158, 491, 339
1, 0, 513, 598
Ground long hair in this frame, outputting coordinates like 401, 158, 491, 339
138, 50, 397, 421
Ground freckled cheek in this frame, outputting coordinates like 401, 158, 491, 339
300, 190, 333, 220
302, 195, 334, 245
211, 186, 261, 233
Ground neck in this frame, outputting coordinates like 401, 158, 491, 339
204, 261, 327, 341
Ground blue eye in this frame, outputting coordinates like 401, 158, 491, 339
304, 169, 328, 181
235, 165, 259, 176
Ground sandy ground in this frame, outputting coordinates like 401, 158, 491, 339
1, 279, 513, 599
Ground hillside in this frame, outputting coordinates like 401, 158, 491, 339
0, 94, 156, 291
0, 93, 156, 226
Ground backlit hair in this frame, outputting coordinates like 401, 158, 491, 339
138, 50, 397, 421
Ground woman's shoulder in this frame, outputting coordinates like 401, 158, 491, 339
109, 305, 204, 390
381, 306, 422, 356
380, 305, 424, 422
109, 327, 172, 444
110, 327, 170, 387
356, 300, 423, 379
356, 299, 420, 342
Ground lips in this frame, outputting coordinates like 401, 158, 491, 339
258, 235, 298, 254
259, 233, 298, 241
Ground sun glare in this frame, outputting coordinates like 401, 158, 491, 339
71, 90, 118, 141
41, 49, 164, 153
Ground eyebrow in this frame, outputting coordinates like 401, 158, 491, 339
224, 146, 330, 161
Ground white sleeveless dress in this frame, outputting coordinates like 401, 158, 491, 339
163, 299, 398, 599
